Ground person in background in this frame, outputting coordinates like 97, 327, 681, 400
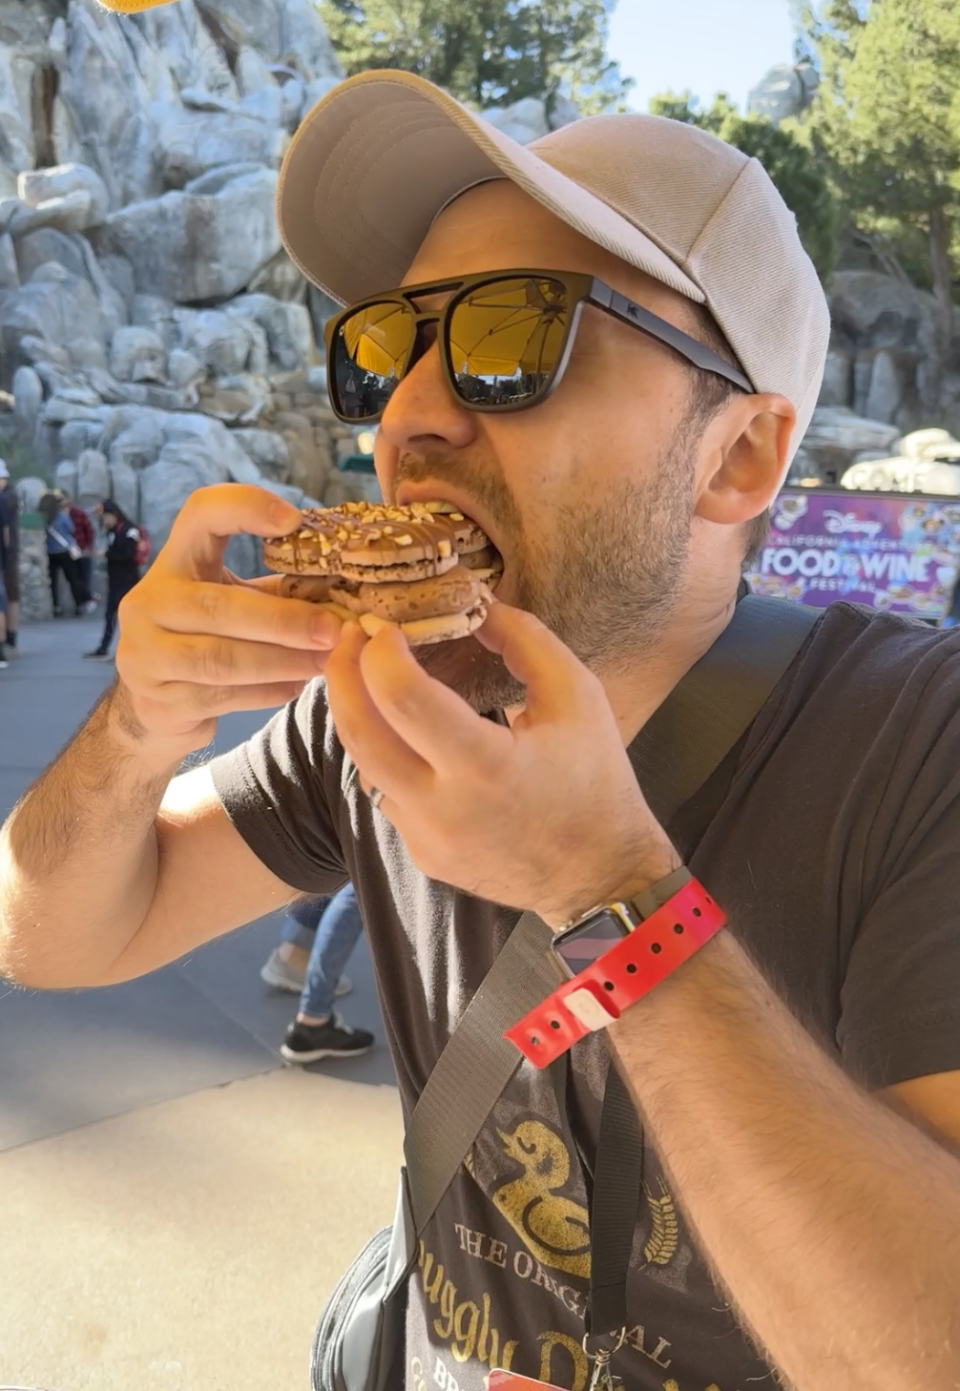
940, 572, 960, 628
45, 494, 87, 618
0, 562, 7, 669
264, 883, 373, 1064
84, 499, 142, 661
0, 461, 18, 657
261, 892, 355, 999
64, 495, 98, 612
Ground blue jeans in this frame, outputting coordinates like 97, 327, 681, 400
279, 883, 363, 1019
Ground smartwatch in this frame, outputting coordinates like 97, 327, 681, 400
505, 869, 727, 1068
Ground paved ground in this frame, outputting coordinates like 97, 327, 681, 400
0, 616, 402, 1391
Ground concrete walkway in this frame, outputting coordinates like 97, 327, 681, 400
0, 617, 402, 1391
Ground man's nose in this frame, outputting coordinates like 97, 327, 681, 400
378, 330, 477, 456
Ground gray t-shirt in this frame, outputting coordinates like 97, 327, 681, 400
210, 603, 960, 1391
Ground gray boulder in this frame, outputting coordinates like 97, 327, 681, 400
482, 98, 552, 145
155, 105, 289, 188
127, 0, 237, 101
12, 364, 43, 433
92, 168, 282, 303
161, 411, 267, 485
747, 62, 819, 126
300, 75, 341, 121
236, 46, 276, 96
196, 0, 344, 83
239, 87, 286, 128
18, 164, 111, 230
76, 447, 110, 508
232, 426, 291, 480
15, 474, 48, 512
108, 455, 140, 522
0, 232, 18, 290
0, 261, 111, 378
55, 459, 78, 499
0, 45, 38, 177
140, 442, 230, 552
227, 293, 313, 370
5, 191, 97, 239
248, 248, 308, 304
69, 337, 109, 372
110, 326, 167, 383
167, 348, 205, 389
59, 418, 106, 460
108, 415, 167, 474
52, 1, 164, 211
131, 294, 179, 350
179, 309, 258, 376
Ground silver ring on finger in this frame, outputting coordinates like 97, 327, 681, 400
368, 786, 385, 811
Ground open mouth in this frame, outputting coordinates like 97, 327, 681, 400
396, 495, 505, 592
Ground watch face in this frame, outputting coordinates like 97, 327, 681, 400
552, 908, 631, 977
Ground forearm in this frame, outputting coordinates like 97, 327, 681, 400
0, 682, 184, 988
611, 929, 960, 1391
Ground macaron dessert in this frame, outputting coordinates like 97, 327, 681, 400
263, 500, 503, 646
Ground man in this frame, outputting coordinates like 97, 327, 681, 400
83, 499, 142, 661
64, 494, 98, 614
0, 460, 17, 657
44, 492, 86, 618
3, 74, 960, 1391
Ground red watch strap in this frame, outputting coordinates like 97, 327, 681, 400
505, 878, 726, 1068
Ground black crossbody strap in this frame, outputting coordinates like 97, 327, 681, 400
403, 596, 820, 1241
403, 908, 556, 1234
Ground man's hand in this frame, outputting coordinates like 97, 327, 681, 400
115, 485, 341, 756
324, 601, 676, 924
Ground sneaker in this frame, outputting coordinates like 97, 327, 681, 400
82, 649, 111, 661
280, 1013, 374, 1064
80, 599, 98, 616
259, 948, 352, 997
0, 657, 7, 670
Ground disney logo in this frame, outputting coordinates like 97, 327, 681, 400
823, 510, 883, 539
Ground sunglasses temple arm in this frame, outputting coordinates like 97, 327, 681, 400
588, 281, 753, 393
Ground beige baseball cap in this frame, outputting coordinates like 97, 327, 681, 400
279, 70, 830, 461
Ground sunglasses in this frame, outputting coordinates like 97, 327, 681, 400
325, 269, 752, 424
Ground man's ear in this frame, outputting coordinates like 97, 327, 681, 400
695, 394, 797, 526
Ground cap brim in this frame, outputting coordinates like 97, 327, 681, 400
277, 70, 703, 306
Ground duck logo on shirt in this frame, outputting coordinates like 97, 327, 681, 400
490, 1120, 593, 1278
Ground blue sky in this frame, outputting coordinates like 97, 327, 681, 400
608, 0, 797, 115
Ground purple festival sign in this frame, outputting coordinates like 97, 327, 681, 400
745, 489, 960, 620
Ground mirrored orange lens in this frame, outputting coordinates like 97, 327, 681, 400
448, 277, 570, 406
333, 301, 417, 420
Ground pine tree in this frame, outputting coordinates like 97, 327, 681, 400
317, 0, 632, 115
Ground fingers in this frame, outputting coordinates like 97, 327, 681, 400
475, 601, 600, 721
324, 623, 432, 797
148, 579, 341, 650
145, 631, 329, 686
358, 625, 509, 776
160, 485, 302, 579
148, 679, 311, 717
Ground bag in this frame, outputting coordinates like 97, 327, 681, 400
48, 526, 82, 563
133, 525, 151, 567
310, 596, 821, 1391
311, 1176, 416, 1391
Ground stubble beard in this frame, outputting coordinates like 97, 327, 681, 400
403, 422, 699, 713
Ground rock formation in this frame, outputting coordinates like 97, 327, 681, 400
1, 1, 584, 615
